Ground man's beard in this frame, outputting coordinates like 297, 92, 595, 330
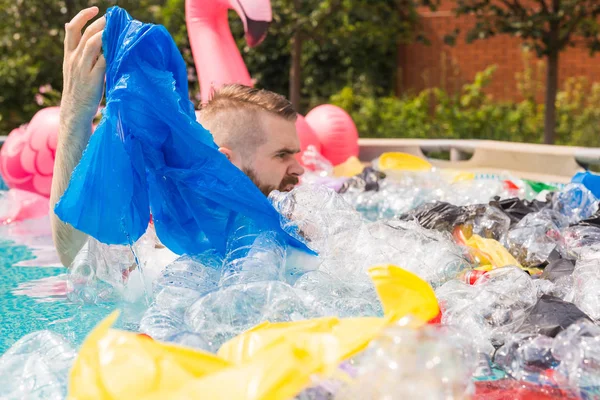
243, 168, 299, 197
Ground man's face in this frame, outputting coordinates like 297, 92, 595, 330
242, 113, 304, 196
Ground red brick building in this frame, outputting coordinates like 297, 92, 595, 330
398, 1, 600, 102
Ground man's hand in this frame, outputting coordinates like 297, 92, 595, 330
61, 6, 106, 127
51, 7, 107, 268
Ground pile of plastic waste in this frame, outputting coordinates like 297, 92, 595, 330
2, 148, 600, 399
1, 5, 599, 397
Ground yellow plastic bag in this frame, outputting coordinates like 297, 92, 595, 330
68, 312, 230, 400
369, 265, 440, 323
377, 152, 432, 171
465, 234, 521, 269
69, 265, 439, 400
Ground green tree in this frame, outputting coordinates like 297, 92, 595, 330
0, 0, 164, 134
446, 0, 600, 144
228, 0, 437, 112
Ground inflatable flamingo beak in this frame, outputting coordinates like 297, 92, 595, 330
229, 0, 271, 47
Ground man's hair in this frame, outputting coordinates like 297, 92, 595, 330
197, 84, 297, 160
201, 84, 297, 121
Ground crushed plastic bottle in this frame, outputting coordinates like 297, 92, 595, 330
506, 209, 569, 267
334, 320, 477, 400
184, 280, 313, 351
571, 252, 600, 321
552, 183, 598, 224
552, 319, 600, 398
0, 331, 76, 400
436, 267, 538, 354
67, 224, 177, 304
494, 334, 557, 386
139, 252, 221, 343
220, 231, 287, 287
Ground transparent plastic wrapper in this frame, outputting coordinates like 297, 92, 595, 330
552, 319, 600, 398
436, 267, 538, 354
53, 6, 311, 257
552, 183, 598, 224
342, 180, 427, 221
571, 255, 600, 321
444, 178, 507, 207
273, 185, 471, 287
271, 185, 365, 255
506, 209, 568, 267
561, 225, 600, 258
469, 205, 512, 242
339, 171, 448, 221
493, 334, 557, 386
334, 321, 476, 400
0, 331, 76, 400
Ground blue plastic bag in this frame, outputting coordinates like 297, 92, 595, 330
55, 6, 312, 256
572, 171, 600, 200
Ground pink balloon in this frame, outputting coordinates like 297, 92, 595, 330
295, 115, 322, 162
0, 107, 60, 197
0, 188, 49, 224
305, 104, 359, 166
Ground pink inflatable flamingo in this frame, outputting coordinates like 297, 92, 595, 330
0, 107, 59, 197
186, 0, 359, 165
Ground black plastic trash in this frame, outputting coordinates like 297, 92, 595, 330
540, 259, 575, 282
516, 294, 592, 337
489, 197, 550, 226
397, 202, 487, 233
338, 167, 386, 194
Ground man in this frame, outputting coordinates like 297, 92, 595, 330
50, 7, 305, 268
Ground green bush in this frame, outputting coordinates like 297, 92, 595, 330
330, 66, 600, 147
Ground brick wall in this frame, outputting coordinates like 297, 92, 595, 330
398, 2, 600, 102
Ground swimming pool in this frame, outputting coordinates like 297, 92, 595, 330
0, 215, 136, 355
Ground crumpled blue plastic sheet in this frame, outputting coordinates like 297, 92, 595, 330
55, 6, 312, 257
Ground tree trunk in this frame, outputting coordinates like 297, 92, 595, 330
289, 0, 302, 111
544, 51, 559, 144
395, 42, 404, 97
289, 31, 302, 111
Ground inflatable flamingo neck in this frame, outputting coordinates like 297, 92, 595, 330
186, 0, 253, 104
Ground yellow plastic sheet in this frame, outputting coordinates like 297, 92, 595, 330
68, 265, 439, 400
69, 312, 230, 400
368, 265, 439, 323
465, 234, 521, 269
377, 152, 432, 171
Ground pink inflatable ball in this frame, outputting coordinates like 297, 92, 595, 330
0, 188, 49, 224
305, 104, 359, 166
295, 114, 322, 164
0, 107, 60, 197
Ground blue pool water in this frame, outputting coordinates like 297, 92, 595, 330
0, 214, 140, 354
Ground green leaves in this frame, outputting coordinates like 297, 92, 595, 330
452, 0, 600, 57
329, 63, 600, 146
0, 0, 165, 134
